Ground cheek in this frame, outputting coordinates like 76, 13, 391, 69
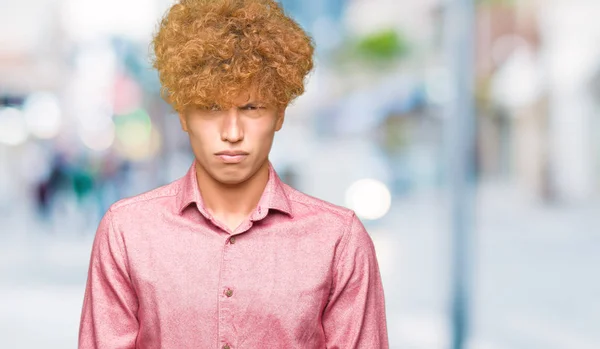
188, 119, 213, 137
251, 117, 278, 135
186, 123, 215, 150
250, 124, 277, 145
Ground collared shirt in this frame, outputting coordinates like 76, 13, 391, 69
78, 161, 389, 349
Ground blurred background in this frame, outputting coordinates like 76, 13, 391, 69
1, 0, 599, 348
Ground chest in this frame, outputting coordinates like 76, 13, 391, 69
128, 227, 335, 329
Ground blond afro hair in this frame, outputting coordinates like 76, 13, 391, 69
152, 0, 315, 112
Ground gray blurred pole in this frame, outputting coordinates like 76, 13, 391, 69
444, 0, 476, 348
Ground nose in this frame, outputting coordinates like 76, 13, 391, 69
220, 107, 244, 143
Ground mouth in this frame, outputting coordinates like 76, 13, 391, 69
215, 151, 249, 164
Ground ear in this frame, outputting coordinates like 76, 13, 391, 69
178, 112, 189, 133
274, 107, 286, 132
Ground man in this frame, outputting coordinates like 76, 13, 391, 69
78, 0, 389, 348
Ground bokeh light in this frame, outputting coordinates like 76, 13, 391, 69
345, 178, 392, 220
0, 107, 29, 146
114, 108, 159, 160
79, 119, 116, 152
22, 92, 63, 139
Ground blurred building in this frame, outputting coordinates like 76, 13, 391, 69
475, 0, 600, 203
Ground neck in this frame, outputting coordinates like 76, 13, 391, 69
195, 160, 270, 219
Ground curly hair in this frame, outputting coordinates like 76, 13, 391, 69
151, 0, 314, 112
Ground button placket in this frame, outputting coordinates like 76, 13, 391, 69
219, 239, 234, 349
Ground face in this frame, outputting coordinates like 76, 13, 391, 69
178, 91, 285, 186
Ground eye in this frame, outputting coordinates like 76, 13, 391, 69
242, 104, 264, 111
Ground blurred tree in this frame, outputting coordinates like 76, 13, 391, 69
333, 28, 410, 72
356, 29, 409, 62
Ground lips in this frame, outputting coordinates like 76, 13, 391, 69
215, 150, 249, 164
215, 150, 249, 156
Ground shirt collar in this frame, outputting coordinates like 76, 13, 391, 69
177, 160, 293, 220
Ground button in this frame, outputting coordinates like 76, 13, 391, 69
223, 345, 231, 349
224, 289, 233, 297
229, 236, 236, 244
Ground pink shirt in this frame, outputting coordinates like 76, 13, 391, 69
79, 161, 389, 349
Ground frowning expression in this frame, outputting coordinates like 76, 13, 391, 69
178, 91, 285, 185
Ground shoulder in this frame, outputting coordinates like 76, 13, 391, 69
283, 183, 355, 221
282, 183, 368, 238
108, 178, 181, 217
283, 185, 377, 267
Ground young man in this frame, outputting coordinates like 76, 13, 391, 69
78, 0, 389, 348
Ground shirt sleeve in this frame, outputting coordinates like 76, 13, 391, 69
79, 208, 139, 349
322, 212, 389, 349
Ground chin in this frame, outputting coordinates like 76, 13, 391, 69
212, 168, 251, 186
216, 175, 246, 186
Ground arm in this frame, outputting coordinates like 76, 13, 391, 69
79, 208, 139, 349
322, 212, 389, 349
